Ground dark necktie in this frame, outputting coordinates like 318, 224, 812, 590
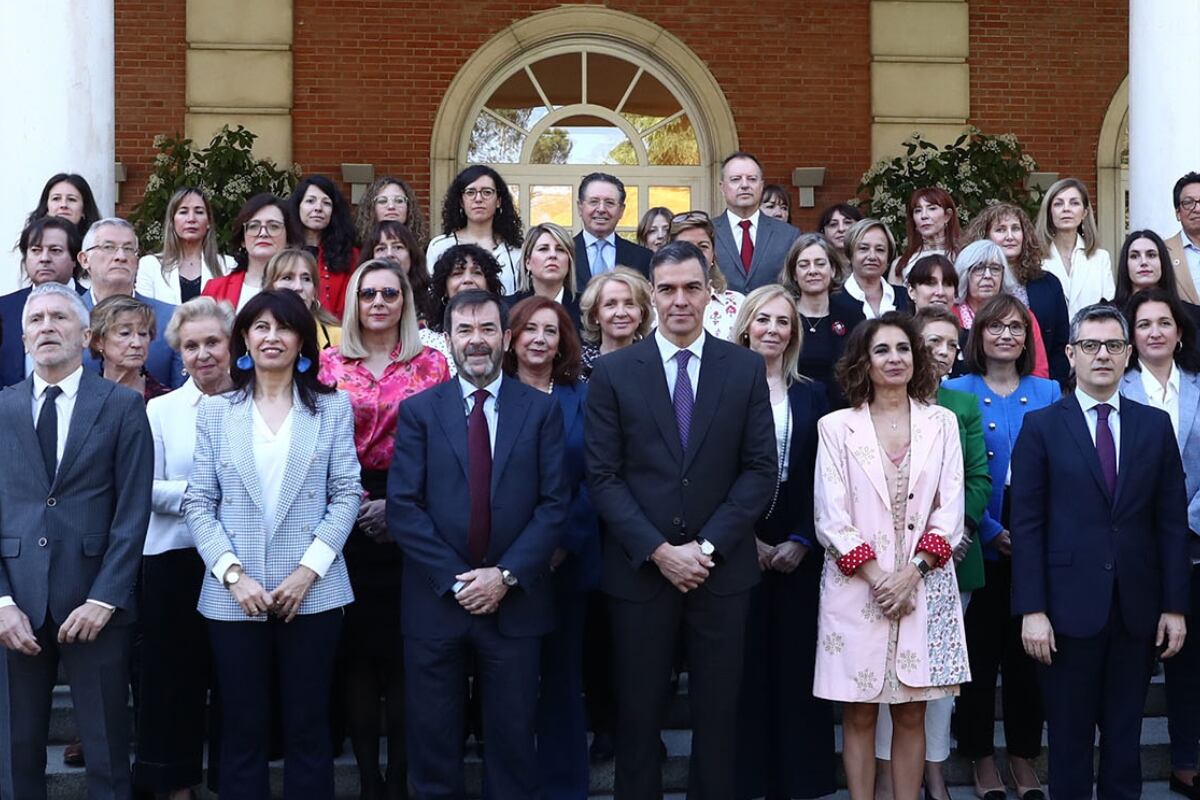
37, 385, 64, 485
1095, 402, 1117, 495
673, 350, 694, 452
739, 219, 754, 274
467, 389, 492, 564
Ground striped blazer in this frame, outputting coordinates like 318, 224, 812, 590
183, 388, 361, 621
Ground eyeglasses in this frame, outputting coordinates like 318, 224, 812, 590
87, 243, 137, 256
985, 321, 1027, 337
359, 287, 403, 303
584, 198, 621, 210
970, 264, 1004, 277
1180, 198, 1200, 212
462, 187, 497, 200
245, 220, 285, 236
374, 195, 408, 207
1072, 339, 1129, 355
671, 211, 711, 225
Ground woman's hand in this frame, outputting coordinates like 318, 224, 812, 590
769, 541, 809, 574
229, 573, 275, 618
994, 530, 1013, 557
755, 538, 777, 571
874, 566, 922, 619
357, 499, 388, 541
953, 531, 972, 563
272, 566, 318, 623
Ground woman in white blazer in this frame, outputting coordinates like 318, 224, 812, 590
1035, 177, 1114, 317
136, 187, 233, 304
135, 297, 236, 798
183, 289, 361, 800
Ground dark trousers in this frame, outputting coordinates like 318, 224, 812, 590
537, 591, 589, 799
582, 590, 617, 737
133, 548, 215, 792
1164, 562, 1200, 770
405, 616, 541, 800
955, 557, 1043, 759
610, 585, 751, 800
1039, 601, 1156, 800
208, 609, 343, 800
1, 618, 133, 800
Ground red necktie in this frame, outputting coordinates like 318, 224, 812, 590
739, 219, 754, 274
467, 389, 492, 564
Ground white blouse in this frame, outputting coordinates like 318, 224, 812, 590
136, 253, 235, 304
1040, 234, 1114, 318
145, 379, 205, 555
426, 233, 523, 295
704, 290, 745, 341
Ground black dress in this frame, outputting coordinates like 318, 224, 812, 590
798, 292, 867, 409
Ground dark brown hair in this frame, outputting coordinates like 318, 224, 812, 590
961, 294, 1035, 377
835, 311, 939, 407
503, 295, 582, 385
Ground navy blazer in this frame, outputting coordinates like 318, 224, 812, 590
387, 376, 569, 638
502, 290, 583, 334
81, 292, 186, 389
1010, 393, 1191, 639
550, 381, 601, 592
573, 232, 652, 292
757, 380, 828, 545
1026, 272, 1070, 385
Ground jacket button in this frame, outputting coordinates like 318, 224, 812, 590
907, 523, 914, 530
988, 422, 996, 430
984, 397, 992, 405
37, 537, 47, 547
987, 451, 995, 459
46, 497, 56, 507
1020, 397, 1028, 404
1104, 562, 1113, 571
672, 517, 681, 526
682, 478, 690, 487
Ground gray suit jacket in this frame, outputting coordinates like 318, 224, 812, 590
1121, 368, 1200, 534
0, 370, 153, 629
712, 210, 801, 295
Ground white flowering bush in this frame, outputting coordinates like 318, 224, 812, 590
856, 127, 1042, 247
130, 126, 299, 253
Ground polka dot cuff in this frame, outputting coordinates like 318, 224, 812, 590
836, 543, 877, 576
916, 533, 952, 569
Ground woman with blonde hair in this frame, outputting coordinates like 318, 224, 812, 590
1034, 177, 1114, 317
138, 186, 232, 304
578, 267, 654, 379
504, 222, 582, 330
263, 248, 342, 349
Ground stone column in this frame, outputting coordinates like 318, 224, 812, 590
0, 1, 115, 295
1128, 0, 1200, 232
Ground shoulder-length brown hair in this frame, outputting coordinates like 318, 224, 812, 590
503, 295, 582, 385
893, 187, 962, 280
835, 311, 939, 407
961, 294, 1035, 377
965, 202, 1046, 284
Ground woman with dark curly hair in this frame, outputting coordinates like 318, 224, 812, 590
426, 165, 523, 294
288, 175, 359, 319
360, 220, 436, 324
429, 244, 503, 330
355, 176, 429, 249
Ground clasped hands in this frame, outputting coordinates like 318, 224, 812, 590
755, 538, 810, 574
860, 560, 922, 620
228, 566, 318, 622
652, 541, 715, 592
0, 601, 117, 655
454, 567, 508, 615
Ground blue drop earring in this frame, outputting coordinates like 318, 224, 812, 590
236, 353, 253, 370
296, 355, 312, 374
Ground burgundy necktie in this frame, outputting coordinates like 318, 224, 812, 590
467, 389, 492, 564
739, 219, 754, 274
1095, 403, 1117, 495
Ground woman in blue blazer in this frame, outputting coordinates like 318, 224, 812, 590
1121, 287, 1200, 796
504, 295, 600, 799
184, 290, 361, 800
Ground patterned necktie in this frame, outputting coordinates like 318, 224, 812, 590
1095, 402, 1117, 494
37, 385, 63, 484
467, 389, 492, 564
673, 350, 694, 452
739, 219, 754, 274
595, 239, 611, 273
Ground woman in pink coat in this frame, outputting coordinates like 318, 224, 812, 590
814, 311, 970, 800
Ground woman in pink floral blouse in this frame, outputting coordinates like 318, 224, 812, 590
317, 258, 449, 799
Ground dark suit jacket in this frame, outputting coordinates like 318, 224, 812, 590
387, 376, 569, 638
0, 370, 153, 628
81, 291, 186, 389
756, 380, 827, 545
573, 232, 652, 292
550, 381, 601, 592
1026, 272, 1071, 385
585, 333, 778, 602
0, 283, 87, 388
712, 210, 801, 295
502, 290, 583, 333
1010, 393, 1191, 639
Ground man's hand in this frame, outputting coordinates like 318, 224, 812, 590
1021, 612, 1056, 665
357, 498, 388, 541
651, 542, 714, 593
755, 538, 776, 571
994, 530, 1013, 557
769, 541, 809, 574
953, 532, 973, 563
229, 573, 275, 618
0, 605, 40, 655
549, 548, 568, 572
57, 603, 114, 644
1157, 612, 1187, 659
272, 566, 318, 623
455, 568, 508, 615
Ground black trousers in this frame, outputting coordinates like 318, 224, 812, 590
208, 609, 343, 800
955, 557, 1044, 759
1164, 562, 1200, 770
1039, 599, 1156, 800
582, 589, 617, 737
610, 585, 750, 800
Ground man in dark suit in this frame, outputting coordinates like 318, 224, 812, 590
388, 289, 568, 799
0, 216, 84, 388
573, 172, 652, 292
712, 151, 800, 295
585, 240, 777, 799
77, 218, 184, 388
1011, 303, 1190, 800
0, 282, 153, 800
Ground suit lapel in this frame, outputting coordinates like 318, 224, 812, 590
714, 213, 742, 283
681, 337, 728, 472
906, 399, 936, 487
7, 378, 48, 491
845, 405, 892, 507
228, 399, 265, 513
272, 392, 319, 531
433, 382, 470, 480
491, 378, 528, 494
1180, 371, 1200, 452
1113, 397, 1138, 509
1062, 395, 1111, 501
746, 217, 775, 285
636, 338, 684, 464
558, 383, 580, 437
574, 233, 592, 290
54, 372, 109, 489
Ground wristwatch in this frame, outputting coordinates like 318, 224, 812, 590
499, 567, 518, 587
697, 538, 715, 557
222, 565, 242, 589
909, 555, 932, 578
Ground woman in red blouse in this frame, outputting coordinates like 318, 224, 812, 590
317, 258, 448, 798
202, 194, 299, 311
288, 175, 359, 319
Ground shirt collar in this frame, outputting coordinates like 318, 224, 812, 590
459, 372, 503, 403
842, 274, 896, 304
1075, 385, 1121, 415
33, 365, 83, 401
1140, 363, 1179, 396
178, 376, 205, 407
729, 208, 761, 230
582, 229, 616, 250
1182, 230, 1200, 252
655, 328, 706, 367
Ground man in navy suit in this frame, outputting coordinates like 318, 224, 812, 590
0, 216, 84, 388
573, 173, 652, 292
77, 218, 184, 388
387, 289, 568, 799
712, 151, 800, 295
1011, 303, 1190, 800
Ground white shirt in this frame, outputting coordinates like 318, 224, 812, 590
144, 378, 204, 555
236, 281, 261, 311
1075, 386, 1122, 470
842, 273, 900, 319
726, 209, 761, 248
135, 253, 234, 304
426, 233, 522, 295
460, 373, 503, 455
581, 229, 618, 276
1041, 235, 1115, 318
655, 328, 705, 397
1180, 229, 1200, 295
1139, 364, 1180, 435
